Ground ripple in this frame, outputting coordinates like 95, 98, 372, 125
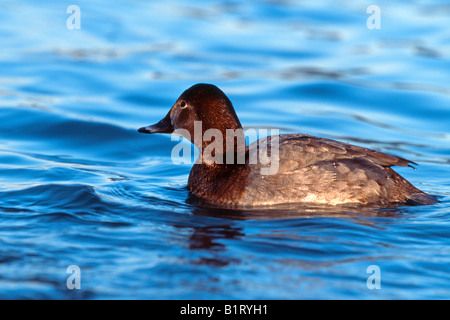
0, 184, 101, 211
0, 0, 449, 300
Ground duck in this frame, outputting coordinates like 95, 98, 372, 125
138, 83, 437, 208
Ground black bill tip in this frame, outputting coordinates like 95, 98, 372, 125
137, 112, 173, 134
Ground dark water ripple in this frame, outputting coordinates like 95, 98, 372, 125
0, 0, 449, 299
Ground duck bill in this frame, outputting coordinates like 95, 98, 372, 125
138, 112, 174, 134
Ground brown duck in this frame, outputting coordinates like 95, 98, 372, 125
138, 83, 437, 208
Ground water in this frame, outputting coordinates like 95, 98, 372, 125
0, 0, 449, 299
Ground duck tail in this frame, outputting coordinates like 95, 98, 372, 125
407, 192, 439, 205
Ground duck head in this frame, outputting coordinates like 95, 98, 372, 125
138, 83, 243, 153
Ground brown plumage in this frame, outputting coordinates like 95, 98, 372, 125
138, 83, 437, 208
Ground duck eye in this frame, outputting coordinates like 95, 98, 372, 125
180, 100, 187, 109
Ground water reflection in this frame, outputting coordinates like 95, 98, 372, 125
188, 196, 406, 220
169, 201, 411, 271
185, 223, 245, 267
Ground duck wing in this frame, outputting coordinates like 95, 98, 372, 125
249, 133, 414, 172
243, 134, 436, 205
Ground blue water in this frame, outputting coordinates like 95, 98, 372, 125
0, 0, 449, 299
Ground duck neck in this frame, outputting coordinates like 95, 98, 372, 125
193, 123, 246, 166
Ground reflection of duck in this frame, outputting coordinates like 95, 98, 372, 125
139, 83, 437, 208
189, 201, 404, 220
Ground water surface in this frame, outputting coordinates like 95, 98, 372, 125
0, 0, 449, 299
